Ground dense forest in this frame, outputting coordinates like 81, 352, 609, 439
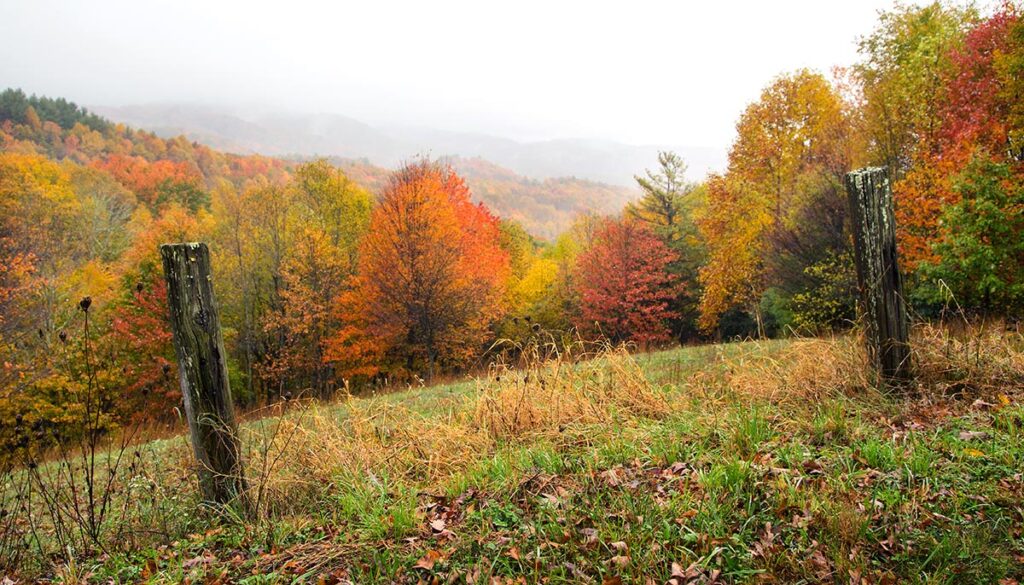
2, 1, 1024, 461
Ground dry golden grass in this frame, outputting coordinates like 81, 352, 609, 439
237, 401, 486, 518
706, 335, 871, 405
912, 321, 1024, 396
241, 339, 671, 513
12, 322, 1024, 579
691, 322, 1022, 406
242, 323, 1024, 515
474, 341, 669, 440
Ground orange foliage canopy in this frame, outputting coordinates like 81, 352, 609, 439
326, 161, 508, 381
92, 154, 201, 207
893, 151, 964, 270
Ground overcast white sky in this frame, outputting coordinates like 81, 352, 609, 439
2, 0, 920, 149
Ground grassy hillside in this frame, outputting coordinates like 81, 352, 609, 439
5, 325, 1023, 583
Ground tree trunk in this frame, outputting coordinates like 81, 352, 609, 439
845, 167, 912, 386
160, 242, 248, 507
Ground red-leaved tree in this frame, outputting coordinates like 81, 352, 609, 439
107, 282, 178, 417
575, 218, 682, 346
939, 7, 1019, 156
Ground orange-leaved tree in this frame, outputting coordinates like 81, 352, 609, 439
327, 161, 509, 382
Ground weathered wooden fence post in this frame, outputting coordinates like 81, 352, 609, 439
845, 167, 912, 385
160, 242, 247, 506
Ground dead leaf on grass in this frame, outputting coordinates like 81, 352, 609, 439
414, 549, 443, 571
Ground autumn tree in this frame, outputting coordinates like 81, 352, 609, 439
66, 164, 137, 262
211, 181, 294, 400
498, 217, 597, 341
920, 153, 1024, 314
575, 218, 681, 346
0, 153, 85, 343
495, 219, 544, 340
260, 227, 348, 396
627, 151, 705, 338
696, 175, 769, 334
290, 159, 372, 264
530, 213, 604, 335
107, 282, 178, 416
940, 7, 1020, 157
327, 161, 508, 382
893, 154, 963, 271
259, 162, 371, 397
855, 2, 975, 174
505, 257, 561, 332
212, 181, 267, 394
697, 70, 857, 335
498, 219, 536, 284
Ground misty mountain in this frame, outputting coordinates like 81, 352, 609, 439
93, 103, 724, 186
93, 104, 402, 162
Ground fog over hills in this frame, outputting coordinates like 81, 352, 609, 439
93, 103, 725, 187
331, 155, 637, 240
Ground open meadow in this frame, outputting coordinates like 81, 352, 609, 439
4, 325, 1023, 583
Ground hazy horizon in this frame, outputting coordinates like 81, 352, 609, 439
1, 0, 931, 156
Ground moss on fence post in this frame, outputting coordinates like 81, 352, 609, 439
160, 242, 248, 507
846, 167, 911, 386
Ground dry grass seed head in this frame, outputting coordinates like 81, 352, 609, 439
719, 336, 870, 407
912, 322, 1024, 397
473, 343, 668, 441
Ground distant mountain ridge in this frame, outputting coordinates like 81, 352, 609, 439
92, 103, 725, 187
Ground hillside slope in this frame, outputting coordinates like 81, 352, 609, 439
3, 89, 635, 239
10, 329, 1024, 583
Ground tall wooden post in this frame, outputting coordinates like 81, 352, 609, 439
160, 242, 247, 506
845, 167, 912, 385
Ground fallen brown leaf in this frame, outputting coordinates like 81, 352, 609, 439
606, 555, 629, 568
414, 550, 443, 571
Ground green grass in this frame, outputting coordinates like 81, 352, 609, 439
8, 338, 1024, 583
